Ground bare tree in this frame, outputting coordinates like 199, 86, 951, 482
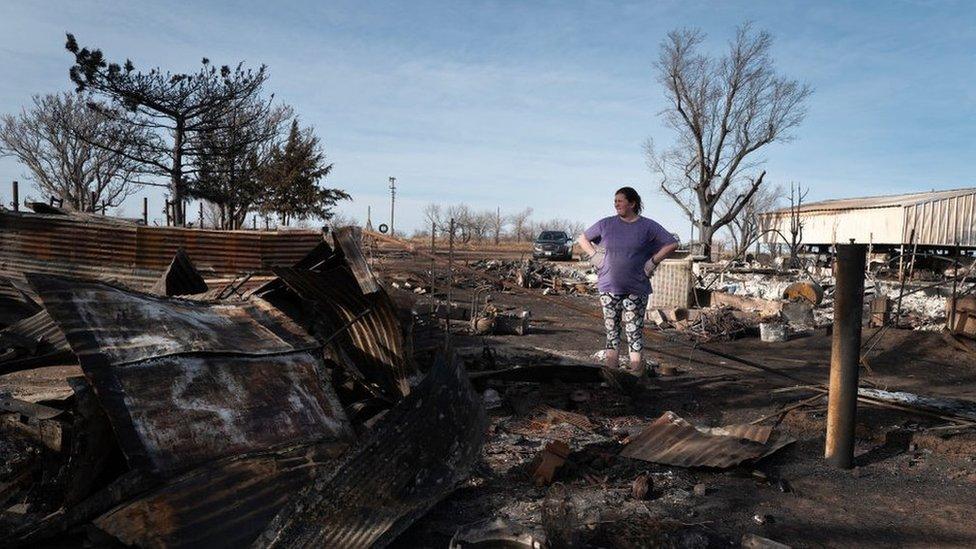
722, 182, 783, 257
0, 92, 144, 211
66, 33, 272, 225
490, 207, 505, 245
444, 203, 471, 242
787, 182, 808, 267
508, 207, 533, 242
329, 210, 360, 228
646, 24, 811, 259
422, 203, 442, 236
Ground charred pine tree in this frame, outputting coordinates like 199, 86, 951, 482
65, 34, 270, 225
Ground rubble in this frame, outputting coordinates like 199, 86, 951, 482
466, 258, 595, 295
4, 217, 976, 547
252, 354, 487, 548
0, 230, 488, 547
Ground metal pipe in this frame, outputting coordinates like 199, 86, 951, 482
895, 229, 915, 325
446, 218, 454, 349
430, 220, 436, 318
825, 242, 866, 469
11, 181, 18, 212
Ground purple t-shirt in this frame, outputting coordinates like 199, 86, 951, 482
584, 216, 677, 295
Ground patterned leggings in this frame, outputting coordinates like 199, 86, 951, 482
600, 293, 648, 353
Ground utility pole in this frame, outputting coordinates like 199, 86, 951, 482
389, 176, 396, 237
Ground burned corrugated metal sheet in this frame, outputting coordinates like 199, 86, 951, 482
254, 354, 487, 549
0, 210, 323, 290
274, 265, 416, 400
93, 442, 349, 548
0, 310, 74, 374
27, 274, 354, 476
150, 248, 208, 296
620, 412, 794, 468
333, 226, 380, 294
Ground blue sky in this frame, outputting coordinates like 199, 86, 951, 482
1, 0, 974, 235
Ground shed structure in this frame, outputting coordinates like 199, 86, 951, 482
759, 188, 976, 249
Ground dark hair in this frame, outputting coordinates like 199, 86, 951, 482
615, 186, 643, 215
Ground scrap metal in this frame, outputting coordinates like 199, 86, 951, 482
273, 265, 416, 400
92, 443, 349, 548
0, 209, 323, 291
150, 248, 209, 296
27, 273, 355, 476
620, 411, 794, 468
253, 353, 487, 549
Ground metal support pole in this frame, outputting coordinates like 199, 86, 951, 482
389, 176, 396, 237
446, 218, 455, 349
11, 181, 19, 211
430, 220, 437, 318
895, 229, 915, 325
199, 202, 204, 229
825, 242, 866, 469
90, 191, 97, 213
143, 197, 148, 225
165, 200, 172, 226
951, 242, 960, 330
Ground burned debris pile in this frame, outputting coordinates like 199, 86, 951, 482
0, 226, 486, 547
467, 258, 595, 295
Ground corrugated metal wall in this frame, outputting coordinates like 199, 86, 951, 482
904, 192, 976, 246
760, 208, 904, 246
0, 211, 323, 288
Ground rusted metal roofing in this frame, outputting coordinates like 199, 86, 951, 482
150, 248, 208, 296
254, 354, 487, 549
333, 227, 380, 294
0, 310, 74, 374
94, 442, 349, 548
274, 265, 417, 400
0, 210, 323, 290
620, 411, 794, 468
28, 273, 354, 476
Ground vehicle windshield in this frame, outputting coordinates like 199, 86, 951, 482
537, 231, 567, 241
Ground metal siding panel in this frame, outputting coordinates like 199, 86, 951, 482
0, 211, 321, 290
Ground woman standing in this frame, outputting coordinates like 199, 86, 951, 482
578, 187, 678, 373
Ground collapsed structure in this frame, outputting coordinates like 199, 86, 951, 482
0, 206, 487, 547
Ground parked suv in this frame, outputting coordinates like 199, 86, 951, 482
532, 230, 573, 260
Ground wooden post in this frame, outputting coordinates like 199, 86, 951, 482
11, 181, 19, 211
142, 197, 148, 225
165, 200, 172, 226
825, 243, 866, 469
90, 191, 97, 213
199, 202, 204, 229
